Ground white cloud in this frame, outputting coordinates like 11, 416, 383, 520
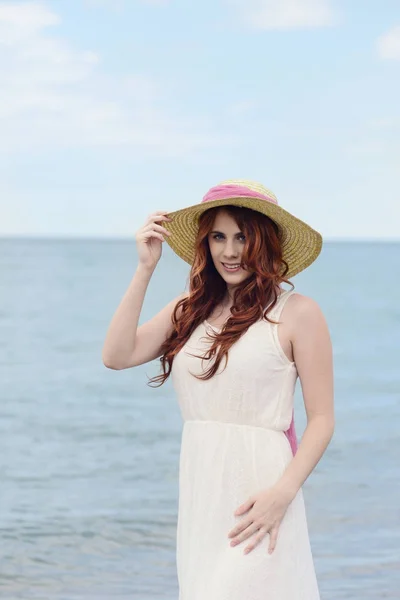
0, 1, 59, 39
376, 26, 400, 60
226, 0, 336, 29
0, 1, 229, 156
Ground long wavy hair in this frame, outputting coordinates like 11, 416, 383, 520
148, 205, 293, 387
148, 204, 299, 455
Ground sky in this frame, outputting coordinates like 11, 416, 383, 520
0, 0, 399, 240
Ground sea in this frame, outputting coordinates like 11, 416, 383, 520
0, 238, 399, 600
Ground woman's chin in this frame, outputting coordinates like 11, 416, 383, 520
217, 268, 251, 285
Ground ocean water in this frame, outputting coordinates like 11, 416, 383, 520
0, 238, 399, 599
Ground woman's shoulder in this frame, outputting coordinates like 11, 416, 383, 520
175, 290, 190, 317
285, 290, 321, 310
283, 290, 328, 329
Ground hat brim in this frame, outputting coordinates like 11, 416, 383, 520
163, 196, 322, 278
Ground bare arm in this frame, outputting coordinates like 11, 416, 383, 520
275, 294, 335, 499
102, 263, 187, 369
102, 209, 186, 370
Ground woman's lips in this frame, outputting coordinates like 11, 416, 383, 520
221, 262, 242, 273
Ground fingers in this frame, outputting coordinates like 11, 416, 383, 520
146, 211, 173, 225
137, 230, 165, 243
136, 220, 172, 245
244, 526, 268, 555
138, 213, 173, 243
229, 520, 258, 547
143, 223, 172, 237
228, 516, 253, 539
268, 525, 279, 554
230, 522, 280, 555
233, 495, 255, 516
149, 210, 170, 217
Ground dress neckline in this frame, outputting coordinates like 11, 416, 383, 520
203, 289, 291, 332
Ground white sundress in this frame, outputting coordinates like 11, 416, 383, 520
171, 289, 320, 600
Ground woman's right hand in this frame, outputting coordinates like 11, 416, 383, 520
135, 210, 173, 271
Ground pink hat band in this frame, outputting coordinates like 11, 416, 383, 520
202, 183, 278, 206
163, 178, 322, 279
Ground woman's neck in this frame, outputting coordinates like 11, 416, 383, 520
222, 284, 283, 308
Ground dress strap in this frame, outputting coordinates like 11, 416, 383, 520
268, 289, 296, 321
269, 289, 299, 455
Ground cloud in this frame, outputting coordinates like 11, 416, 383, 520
226, 0, 336, 30
0, 1, 59, 45
0, 1, 228, 157
376, 25, 400, 60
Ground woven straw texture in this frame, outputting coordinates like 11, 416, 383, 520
163, 179, 322, 278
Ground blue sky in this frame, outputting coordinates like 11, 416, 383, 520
0, 0, 399, 239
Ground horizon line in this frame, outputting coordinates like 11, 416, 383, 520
0, 234, 399, 243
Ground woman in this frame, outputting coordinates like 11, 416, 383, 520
102, 179, 335, 600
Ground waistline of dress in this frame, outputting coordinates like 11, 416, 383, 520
183, 419, 286, 436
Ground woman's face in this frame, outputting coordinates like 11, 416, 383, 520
207, 209, 252, 288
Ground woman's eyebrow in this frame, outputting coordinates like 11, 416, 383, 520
209, 230, 243, 235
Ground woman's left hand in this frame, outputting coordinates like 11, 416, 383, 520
228, 484, 295, 555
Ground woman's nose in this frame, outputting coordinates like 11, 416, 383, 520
223, 240, 239, 258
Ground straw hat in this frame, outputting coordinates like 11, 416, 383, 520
163, 179, 322, 278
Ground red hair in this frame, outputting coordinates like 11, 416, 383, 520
148, 205, 293, 386
148, 205, 299, 455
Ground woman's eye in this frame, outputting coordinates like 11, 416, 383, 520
211, 233, 245, 241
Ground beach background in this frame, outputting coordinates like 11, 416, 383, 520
1, 237, 399, 599
1, 0, 400, 598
